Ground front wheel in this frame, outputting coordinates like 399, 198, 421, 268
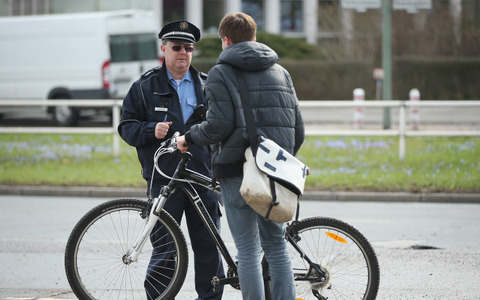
64, 198, 189, 300
287, 217, 380, 300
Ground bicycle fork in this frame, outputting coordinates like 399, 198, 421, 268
123, 196, 166, 264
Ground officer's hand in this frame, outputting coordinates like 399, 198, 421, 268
176, 135, 189, 153
155, 122, 172, 139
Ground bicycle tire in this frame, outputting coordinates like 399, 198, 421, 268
285, 217, 380, 300
65, 198, 188, 300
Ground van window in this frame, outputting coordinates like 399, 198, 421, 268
109, 34, 158, 62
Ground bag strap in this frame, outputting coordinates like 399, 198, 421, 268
234, 66, 300, 222
232, 67, 259, 156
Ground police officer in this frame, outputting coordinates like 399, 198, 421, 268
118, 20, 224, 300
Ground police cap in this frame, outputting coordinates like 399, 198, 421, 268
158, 20, 201, 44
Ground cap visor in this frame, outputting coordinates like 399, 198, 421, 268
163, 37, 195, 44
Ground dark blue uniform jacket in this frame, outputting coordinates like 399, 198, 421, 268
118, 62, 212, 185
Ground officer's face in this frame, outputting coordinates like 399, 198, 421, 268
161, 41, 193, 78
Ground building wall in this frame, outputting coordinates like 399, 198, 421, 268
1, 0, 479, 52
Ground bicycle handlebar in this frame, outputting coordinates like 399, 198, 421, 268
161, 131, 181, 153
153, 131, 221, 200
153, 132, 194, 181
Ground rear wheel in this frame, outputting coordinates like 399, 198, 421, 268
263, 217, 380, 300
288, 217, 379, 300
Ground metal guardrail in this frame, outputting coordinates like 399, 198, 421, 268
301, 100, 480, 160
1, 99, 480, 159
0, 99, 123, 156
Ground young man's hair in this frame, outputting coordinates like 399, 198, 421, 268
218, 12, 256, 44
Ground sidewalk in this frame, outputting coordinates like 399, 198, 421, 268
1, 185, 479, 203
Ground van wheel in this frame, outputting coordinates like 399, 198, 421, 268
51, 98, 79, 126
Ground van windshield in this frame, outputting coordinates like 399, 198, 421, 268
109, 33, 157, 62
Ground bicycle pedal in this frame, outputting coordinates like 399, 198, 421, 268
211, 276, 220, 293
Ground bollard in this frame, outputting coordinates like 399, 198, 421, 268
353, 88, 364, 129
409, 88, 420, 130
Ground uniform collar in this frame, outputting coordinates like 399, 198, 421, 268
166, 69, 192, 85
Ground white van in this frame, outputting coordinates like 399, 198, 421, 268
0, 10, 162, 126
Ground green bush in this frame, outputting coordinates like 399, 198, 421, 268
194, 32, 480, 101
255, 32, 324, 60
195, 37, 223, 59
195, 31, 324, 60
395, 57, 480, 100
284, 58, 480, 100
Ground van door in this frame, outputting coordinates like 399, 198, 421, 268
108, 33, 160, 99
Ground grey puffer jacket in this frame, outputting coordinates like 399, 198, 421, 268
185, 41, 305, 178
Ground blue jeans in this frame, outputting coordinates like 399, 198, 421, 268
219, 176, 296, 300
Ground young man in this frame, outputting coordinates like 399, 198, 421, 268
118, 20, 224, 300
177, 13, 304, 300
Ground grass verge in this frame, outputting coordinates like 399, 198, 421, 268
1, 134, 479, 193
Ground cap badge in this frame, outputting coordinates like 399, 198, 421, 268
179, 21, 189, 31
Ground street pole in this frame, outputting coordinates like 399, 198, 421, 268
382, 0, 392, 129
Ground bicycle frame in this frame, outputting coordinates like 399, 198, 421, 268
285, 226, 327, 283
125, 141, 324, 292
124, 150, 238, 281
172, 153, 238, 276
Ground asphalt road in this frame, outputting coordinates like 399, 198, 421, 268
1, 195, 479, 299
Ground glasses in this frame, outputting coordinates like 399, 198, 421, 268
168, 45, 194, 53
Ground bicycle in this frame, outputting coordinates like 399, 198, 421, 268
65, 132, 380, 300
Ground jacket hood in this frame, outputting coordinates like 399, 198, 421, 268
217, 41, 278, 72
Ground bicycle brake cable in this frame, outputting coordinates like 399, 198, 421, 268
152, 138, 197, 185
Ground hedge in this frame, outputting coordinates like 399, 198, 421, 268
193, 57, 480, 101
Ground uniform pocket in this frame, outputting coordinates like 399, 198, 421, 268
182, 97, 198, 122
185, 96, 197, 109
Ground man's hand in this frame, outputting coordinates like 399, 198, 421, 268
155, 122, 172, 139
176, 135, 189, 153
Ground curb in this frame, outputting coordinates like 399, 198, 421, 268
1, 185, 479, 203
302, 190, 480, 203
0, 185, 146, 198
